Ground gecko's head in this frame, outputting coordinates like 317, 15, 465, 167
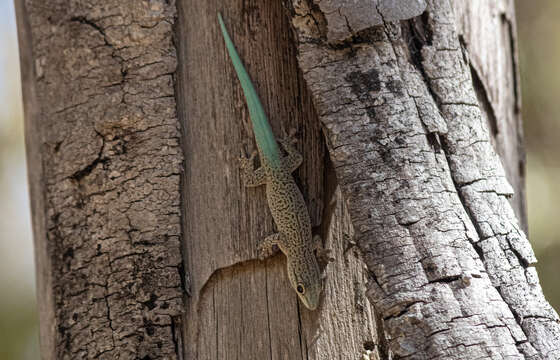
286, 254, 322, 310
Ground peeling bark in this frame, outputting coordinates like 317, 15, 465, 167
313, 0, 426, 43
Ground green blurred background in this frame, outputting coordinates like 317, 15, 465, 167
0, 0, 40, 359
517, 1, 560, 315
0, 1, 558, 358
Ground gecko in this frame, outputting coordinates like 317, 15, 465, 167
218, 13, 323, 310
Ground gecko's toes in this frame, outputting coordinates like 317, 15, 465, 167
316, 247, 334, 265
257, 244, 279, 260
238, 149, 256, 166
238, 151, 247, 163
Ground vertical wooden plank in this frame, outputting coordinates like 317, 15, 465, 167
177, 0, 379, 358
177, 0, 323, 358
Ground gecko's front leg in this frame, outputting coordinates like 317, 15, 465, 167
257, 233, 282, 260
239, 150, 267, 187
278, 129, 303, 173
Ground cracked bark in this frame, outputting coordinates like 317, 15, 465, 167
18, 0, 558, 359
287, 0, 558, 358
16, 0, 184, 359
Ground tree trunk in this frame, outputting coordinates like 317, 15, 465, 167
15, 0, 185, 358
287, 0, 559, 358
15, 0, 559, 359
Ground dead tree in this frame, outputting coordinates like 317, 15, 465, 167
15, 0, 559, 358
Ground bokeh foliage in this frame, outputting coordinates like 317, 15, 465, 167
517, 0, 560, 311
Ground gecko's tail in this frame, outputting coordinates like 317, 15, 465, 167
218, 13, 280, 165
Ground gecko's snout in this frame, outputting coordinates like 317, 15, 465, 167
295, 280, 321, 311
287, 256, 323, 311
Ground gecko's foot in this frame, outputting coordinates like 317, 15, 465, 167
279, 128, 298, 149
238, 149, 267, 187
257, 242, 279, 260
285, 127, 298, 138
238, 149, 257, 169
238, 150, 258, 183
313, 234, 334, 267
316, 247, 334, 265
258, 233, 282, 260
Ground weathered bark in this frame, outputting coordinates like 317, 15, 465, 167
15, 0, 184, 358
288, 0, 559, 358
17, 0, 559, 359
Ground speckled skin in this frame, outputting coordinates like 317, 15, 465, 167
240, 137, 322, 310
219, 13, 322, 310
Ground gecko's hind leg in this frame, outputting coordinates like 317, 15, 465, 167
313, 234, 334, 272
258, 233, 282, 260
239, 150, 267, 187
279, 129, 303, 173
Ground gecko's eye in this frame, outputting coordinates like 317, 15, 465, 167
296, 284, 305, 294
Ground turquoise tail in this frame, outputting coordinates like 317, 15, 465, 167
218, 13, 281, 166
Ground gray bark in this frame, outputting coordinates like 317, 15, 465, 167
16, 0, 558, 358
288, 0, 558, 358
